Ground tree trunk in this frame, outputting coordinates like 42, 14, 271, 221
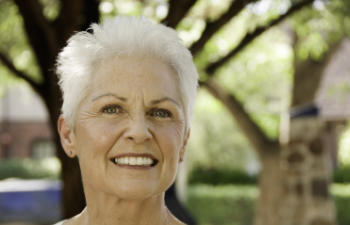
254, 150, 283, 225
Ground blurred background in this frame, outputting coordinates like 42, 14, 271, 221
0, 0, 350, 225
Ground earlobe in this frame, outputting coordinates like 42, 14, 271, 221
179, 129, 190, 163
57, 115, 76, 158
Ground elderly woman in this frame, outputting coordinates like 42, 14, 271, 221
55, 16, 198, 225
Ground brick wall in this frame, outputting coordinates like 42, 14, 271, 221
0, 122, 53, 158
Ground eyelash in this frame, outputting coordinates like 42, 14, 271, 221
101, 104, 124, 114
147, 108, 173, 118
101, 105, 172, 118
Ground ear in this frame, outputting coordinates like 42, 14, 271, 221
57, 115, 77, 158
179, 129, 190, 163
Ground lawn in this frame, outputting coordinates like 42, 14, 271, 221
186, 184, 350, 225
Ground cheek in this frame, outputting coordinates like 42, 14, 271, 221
75, 119, 127, 187
75, 119, 126, 160
156, 124, 184, 164
155, 125, 184, 190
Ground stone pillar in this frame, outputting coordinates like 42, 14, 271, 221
280, 117, 337, 225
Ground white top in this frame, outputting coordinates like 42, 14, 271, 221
53, 220, 67, 225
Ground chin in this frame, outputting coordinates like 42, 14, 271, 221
102, 178, 164, 199
112, 183, 164, 200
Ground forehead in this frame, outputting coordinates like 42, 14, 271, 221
89, 55, 181, 101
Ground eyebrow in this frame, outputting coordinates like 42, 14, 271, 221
150, 97, 180, 107
92, 93, 180, 107
92, 93, 127, 102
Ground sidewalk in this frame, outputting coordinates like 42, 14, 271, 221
0, 179, 62, 225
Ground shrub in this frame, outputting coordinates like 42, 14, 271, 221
0, 158, 60, 180
333, 165, 350, 183
188, 167, 257, 185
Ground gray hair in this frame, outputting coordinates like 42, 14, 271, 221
56, 16, 198, 128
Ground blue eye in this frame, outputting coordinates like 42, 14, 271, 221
102, 105, 123, 114
149, 108, 172, 118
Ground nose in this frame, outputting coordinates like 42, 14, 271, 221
124, 115, 152, 144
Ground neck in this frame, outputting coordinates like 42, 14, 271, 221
79, 186, 172, 225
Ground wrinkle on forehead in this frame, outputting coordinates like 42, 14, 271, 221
90, 55, 183, 103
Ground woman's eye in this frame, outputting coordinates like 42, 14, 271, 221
102, 105, 123, 114
149, 108, 172, 118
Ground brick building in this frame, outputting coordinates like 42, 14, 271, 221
0, 83, 54, 159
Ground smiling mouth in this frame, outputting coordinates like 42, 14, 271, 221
110, 154, 158, 168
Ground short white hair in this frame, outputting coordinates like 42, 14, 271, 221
56, 16, 198, 128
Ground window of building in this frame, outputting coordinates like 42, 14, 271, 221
31, 139, 55, 159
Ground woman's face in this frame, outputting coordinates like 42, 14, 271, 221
62, 56, 189, 200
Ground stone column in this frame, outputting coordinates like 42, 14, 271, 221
279, 116, 337, 225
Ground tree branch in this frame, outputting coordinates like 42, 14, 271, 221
80, 0, 100, 31
161, 0, 197, 28
13, 0, 58, 72
205, 0, 315, 75
54, 0, 84, 46
190, 0, 257, 56
0, 52, 43, 95
201, 79, 279, 154
291, 39, 343, 107
54, 0, 99, 46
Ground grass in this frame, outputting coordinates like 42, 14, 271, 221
332, 184, 350, 225
186, 184, 257, 225
186, 184, 350, 225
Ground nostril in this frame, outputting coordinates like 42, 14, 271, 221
124, 126, 152, 143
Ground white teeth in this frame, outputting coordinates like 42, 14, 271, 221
136, 157, 143, 165
130, 157, 136, 165
114, 156, 154, 166
147, 158, 152, 165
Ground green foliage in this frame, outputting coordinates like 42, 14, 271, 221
99, 0, 171, 22
193, 10, 249, 71
188, 167, 257, 185
187, 184, 350, 225
187, 89, 260, 173
187, 164, 350, 185
216, 28, 293, 139
292, 0, 350, 61
187, 163, 350, 186
0, 1, 41, 86
333, 165, 350, 183
0, 158, 61, 180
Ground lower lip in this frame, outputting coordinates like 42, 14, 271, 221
113, 163, 155, 170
